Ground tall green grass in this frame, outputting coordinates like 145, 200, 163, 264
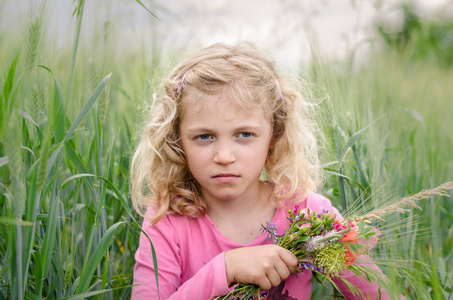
0, 2, 159, 299
311, 48, 453, 298
0, 2, 452, 299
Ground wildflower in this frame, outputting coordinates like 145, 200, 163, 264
298, 223, 311, 235
298, 208, 313, 219
305, 230, 342, 253
320, 205, 332, 214
264, 222, 279, 243
313, 242, 346, 277
340, 228, 359, 266
333, 219, 353, 231
340, 228, 357, 243
342, 244, 359, 266
299, 261, 324, 274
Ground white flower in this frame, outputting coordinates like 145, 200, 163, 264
305, 230, 340, 253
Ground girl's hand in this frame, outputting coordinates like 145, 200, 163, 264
224, 245, 299, 290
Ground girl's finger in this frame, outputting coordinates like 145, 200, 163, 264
265, 269, 282, 289
279, 249, 299, 272
274, 260, 291, 281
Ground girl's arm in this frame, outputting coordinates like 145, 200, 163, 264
132, 215, 231, 300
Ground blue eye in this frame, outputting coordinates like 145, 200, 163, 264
239, 132, 252, 138
198, 134, 211, 140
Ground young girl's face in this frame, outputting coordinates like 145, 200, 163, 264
179, 93, 273, 205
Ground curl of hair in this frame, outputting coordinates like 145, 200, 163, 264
131, 42, 323, 224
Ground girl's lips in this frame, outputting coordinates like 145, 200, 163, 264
212, 174, 239, 183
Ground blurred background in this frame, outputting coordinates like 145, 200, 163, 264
2, 0, 452, 69
1, 0, 453, 299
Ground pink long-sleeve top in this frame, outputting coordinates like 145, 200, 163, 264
132, 192, 389, 300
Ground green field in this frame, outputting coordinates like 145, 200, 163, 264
1, 2, 452, 299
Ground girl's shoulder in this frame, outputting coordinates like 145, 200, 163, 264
142, 206, 203, 234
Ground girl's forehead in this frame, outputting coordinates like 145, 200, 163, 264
180, 88, 269, 120
183, 94, 241, 118
180, 93, 271, 130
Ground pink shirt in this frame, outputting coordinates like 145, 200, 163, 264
133, 193, 389, 299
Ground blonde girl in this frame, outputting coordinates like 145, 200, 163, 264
131, 42, 386, 299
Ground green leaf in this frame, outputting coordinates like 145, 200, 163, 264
21, 110, 39, 128
358, 220, 365, 233
324, 170, 367, 192
2, 51, 20, 115
64, 140, 98, 200
101, 253, 109, 290
46, 73, 111, 177
348, 243, 364, 252
60, 173, 134, 221
75, 221, 125, 294
135, 0, 161, 20
61, 173, 96, 188
364, 232, 376, 239
339, 277, 364, 298
66, 0, 85, 102
24, 291, 42, 300
64, 73, 112, 145
130, 222, 160, 299
41, 194, 59, 276
53, 76, 65, 143
0, 217, 33, 226
0, 157, 8, 168
60, 284, 134, 300
297, 235, 310, 243
403, 108, 427, 134
33, 251, 43, 296
338, 120, 379, 164
362, 226, 372, 234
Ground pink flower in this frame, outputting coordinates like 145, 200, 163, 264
298, 208, 313, 219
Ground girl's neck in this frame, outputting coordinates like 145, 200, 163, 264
205, 181, 276, 244
205, 181, 272, 218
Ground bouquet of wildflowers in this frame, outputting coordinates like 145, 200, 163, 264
265, 206, 378, 277
215, 182, 453, 300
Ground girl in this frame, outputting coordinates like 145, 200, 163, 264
131, 42, 388, 299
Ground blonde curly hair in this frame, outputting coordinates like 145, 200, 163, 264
131, 42, 322, 224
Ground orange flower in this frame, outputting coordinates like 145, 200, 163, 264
341, 228, 359, 266
342, 244, 359, 266
340, 228, 357, 242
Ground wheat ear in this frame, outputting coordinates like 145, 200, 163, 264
360, 182, 453, 221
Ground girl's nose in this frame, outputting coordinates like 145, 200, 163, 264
213, 141, 236, 165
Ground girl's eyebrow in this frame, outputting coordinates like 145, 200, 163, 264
184, 124, 262, 133
184, 127, 215, 134
234, 125, 262, 132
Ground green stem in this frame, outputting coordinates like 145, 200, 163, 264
66, 0, 85, 105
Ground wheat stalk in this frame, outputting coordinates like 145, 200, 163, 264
29, 73, 48, 125
87, 57, 110, 126
4, 113, 22, 179
24, 19, 41, 71
64, 259, 73, 290
361, 182, 453, 221
87, 57, 99, 93
98, 83, 110, 126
